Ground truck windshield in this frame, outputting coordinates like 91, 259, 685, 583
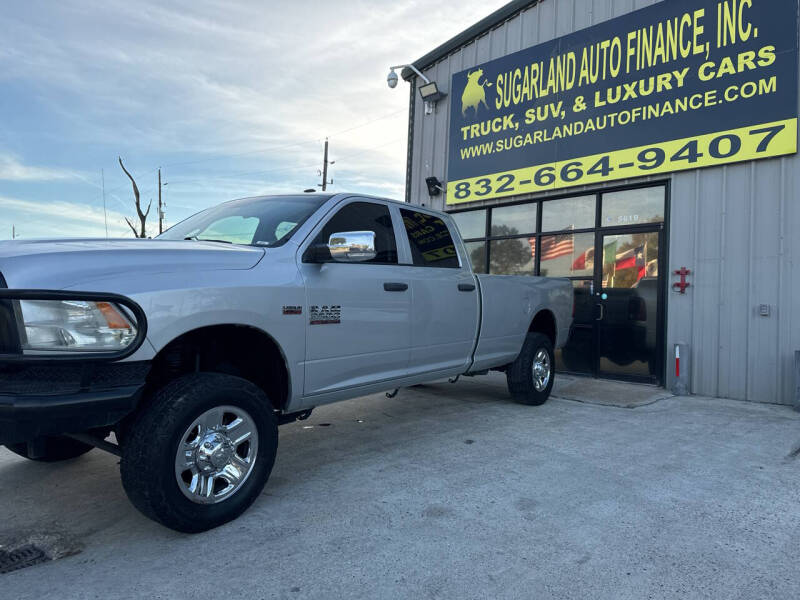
158, 195, 329, 247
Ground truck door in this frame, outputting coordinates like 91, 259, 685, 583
397, 208, 480, 376
298, 199, 411, 396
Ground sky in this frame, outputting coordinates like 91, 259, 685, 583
0, 0, 510, 240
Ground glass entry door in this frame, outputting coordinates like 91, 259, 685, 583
595, 229, 664, 382
555, 228, 664, 383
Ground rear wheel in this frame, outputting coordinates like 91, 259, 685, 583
120, 373, 278, 533
6, 436, 93, 462
506, 332, 555, 406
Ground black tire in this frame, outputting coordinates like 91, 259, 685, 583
120, 373, 278, 533
6, 436, 93, 462
506, 332, 555, 406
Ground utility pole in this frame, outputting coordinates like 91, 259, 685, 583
319, 138, 334, 191
101, 168, 108, 238
158, 168, 164, 234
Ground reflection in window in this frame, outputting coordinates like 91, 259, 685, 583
450, 210, 486, 240
556, 280, 594, 375
201, 216, 259, 245
401, 209, 459, 268
464, 241, 487, 273
601, 232, 659, 289
602, 187, 665, 227
491, 204, 537, 237
537, 232, 594, 277
315, 202, 398, 264
489, 238, 534, 275
541, 195, 595, 232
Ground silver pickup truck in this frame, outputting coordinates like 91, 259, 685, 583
0, 193, 572, 532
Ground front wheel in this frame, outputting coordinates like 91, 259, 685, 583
506, 332, 555, 406
120, 373, 278, 533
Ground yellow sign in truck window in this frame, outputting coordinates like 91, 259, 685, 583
446, 0, 798, 205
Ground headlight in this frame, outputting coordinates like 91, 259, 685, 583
17, 300, 138, 352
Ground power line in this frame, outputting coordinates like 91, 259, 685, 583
166, 137, 404, 188
84, 111, 407, 215
157, 109, 406, 172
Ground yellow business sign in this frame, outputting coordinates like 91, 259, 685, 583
446, 0, 798, 204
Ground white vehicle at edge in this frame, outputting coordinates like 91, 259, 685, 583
0, 193, 572, 532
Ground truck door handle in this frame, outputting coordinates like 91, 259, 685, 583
383, 282, 408, 292
458, 283, 476, 292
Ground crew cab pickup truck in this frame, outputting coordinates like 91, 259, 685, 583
0, 193, 572, 532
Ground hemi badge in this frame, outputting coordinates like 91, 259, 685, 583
282, 306, 302, 315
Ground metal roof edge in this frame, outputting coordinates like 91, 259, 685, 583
400, 0, 540, 81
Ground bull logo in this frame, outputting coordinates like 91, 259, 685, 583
461, 69, 492, 117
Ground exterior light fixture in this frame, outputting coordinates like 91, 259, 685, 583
387, 64, 446, 115
425, 177, 443, 196
418, 81, 445, 103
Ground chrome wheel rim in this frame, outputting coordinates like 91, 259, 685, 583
174, 405, 258, 505
532, 349, 551, 392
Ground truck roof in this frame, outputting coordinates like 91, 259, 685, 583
233, 192, 412, 208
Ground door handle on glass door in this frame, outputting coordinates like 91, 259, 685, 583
596, 304, 605, 321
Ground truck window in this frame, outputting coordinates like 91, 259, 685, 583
159, 194, 327, 247
313, 202, 398, 264
194, 216, 260, 245
400, 209, 460, 269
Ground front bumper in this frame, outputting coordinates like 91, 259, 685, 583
0, 281, 152, 445
0, 362, 150, 445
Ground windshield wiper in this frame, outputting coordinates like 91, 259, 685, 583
184, 236, 233, 244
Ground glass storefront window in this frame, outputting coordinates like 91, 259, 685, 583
450, 210, 486, 240
602, 187, 664, 227
491, 203, 537, 237
463, 241, 487, 274
541, 195, 595, 232
537, 232, 594, 277
489, 238, 535, 275
601, 232, 660, 289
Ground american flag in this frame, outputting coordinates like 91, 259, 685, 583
533, 228, 575, 261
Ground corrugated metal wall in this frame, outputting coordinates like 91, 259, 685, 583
408, 0, 800, 404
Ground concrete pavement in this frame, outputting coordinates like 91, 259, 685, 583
1, 373, 799, 599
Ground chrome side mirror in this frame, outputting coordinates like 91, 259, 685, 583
328, 231, 376, 263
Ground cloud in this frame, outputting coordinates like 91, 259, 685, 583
0, 154, 82, 182
0, 195, 133, 239
0, 0, 511, 238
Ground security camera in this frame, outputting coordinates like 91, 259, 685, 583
387, 69, 398, 89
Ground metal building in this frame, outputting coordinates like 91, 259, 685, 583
398, 0, 800, 404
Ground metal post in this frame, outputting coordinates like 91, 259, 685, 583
321, 139, 329, 191
158, 168, 163, 234
671, 342, 691, 396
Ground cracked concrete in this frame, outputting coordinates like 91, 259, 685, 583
1, 373, 798, 599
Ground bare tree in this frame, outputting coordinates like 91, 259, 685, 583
119, 157, 151, 238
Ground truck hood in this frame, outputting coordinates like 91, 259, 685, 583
0, 238, 266, 289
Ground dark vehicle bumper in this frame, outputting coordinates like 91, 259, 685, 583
0, 362, 150, 445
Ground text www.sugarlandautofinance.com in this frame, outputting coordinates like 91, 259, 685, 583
459, 77, 777, 160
